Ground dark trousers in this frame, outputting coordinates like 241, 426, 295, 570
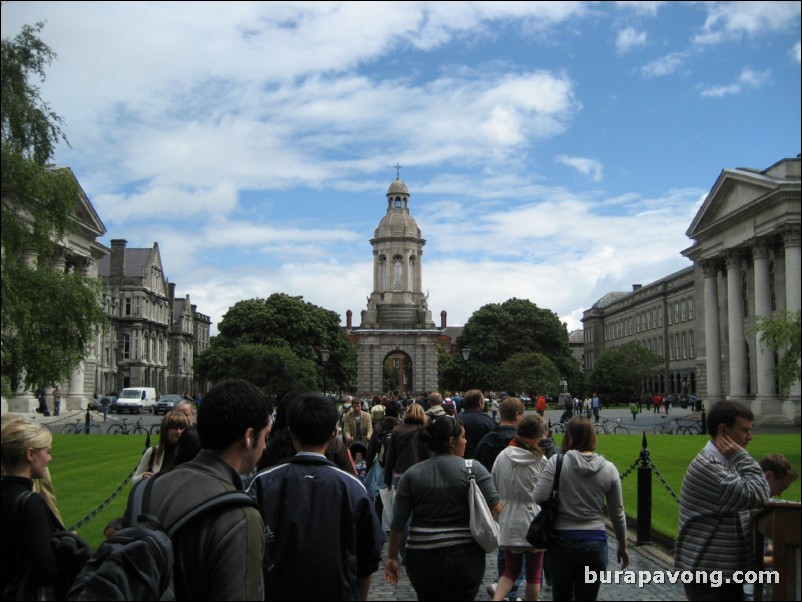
406, 543, 485, 601
546, 537, 608, 601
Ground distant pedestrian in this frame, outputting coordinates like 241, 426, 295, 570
52, 385, 62, 416
630, 400, 639, 421
591, 393, 601, 423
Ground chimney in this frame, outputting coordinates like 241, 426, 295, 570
168, 282, 176, 302
632, 284, 642, 291
440, 310, 447, 329
346, 309, 353, 329
110, 239, 127, 277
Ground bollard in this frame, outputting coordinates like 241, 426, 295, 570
636, 432, 652, 545
84, 408, 91, 434
700, 408, 706, 435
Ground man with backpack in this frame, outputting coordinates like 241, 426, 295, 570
122, 378, 273, 600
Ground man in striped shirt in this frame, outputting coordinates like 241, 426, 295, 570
674, 400, 769, 601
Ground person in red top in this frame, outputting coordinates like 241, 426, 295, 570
653, 393, 662, 414
535, 395, 547, 416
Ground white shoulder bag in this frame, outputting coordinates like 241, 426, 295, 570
465, 459, 499, 553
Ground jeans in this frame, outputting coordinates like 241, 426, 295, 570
546, 537, 608, 601
406, 543, 486, 601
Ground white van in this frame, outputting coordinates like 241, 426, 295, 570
115, 387, 158, 414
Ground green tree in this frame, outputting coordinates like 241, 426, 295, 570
495, 352, 561, 397
1, 22, 107, 396
756, 310, 801, 397
590, 342, 663, 402
195, 293, 356, 394
456, 298, 580, 391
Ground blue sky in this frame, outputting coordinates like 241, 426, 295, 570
3, 2, 800, 335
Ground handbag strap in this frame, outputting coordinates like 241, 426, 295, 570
465, 458, 476, 480
551, 454, 564, 498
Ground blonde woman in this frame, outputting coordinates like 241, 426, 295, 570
132, 411, 189, 484
1, 415, 65, 599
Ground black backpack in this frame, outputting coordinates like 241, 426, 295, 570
376, 430, 392, 467
67, 477, 261, 601
2, 492, 92, 602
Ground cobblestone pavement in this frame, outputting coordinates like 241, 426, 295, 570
368, 526, 687, 601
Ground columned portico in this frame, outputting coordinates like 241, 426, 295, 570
683, 156, 801, 425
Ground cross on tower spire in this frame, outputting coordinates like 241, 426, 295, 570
394, 162, 402, 179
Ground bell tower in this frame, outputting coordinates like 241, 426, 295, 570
353, 174, 440, 394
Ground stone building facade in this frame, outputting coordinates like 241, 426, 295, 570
682, 156, 800, 424
584, 156, 800, 424
97, 239, 211, 398
349, 177, 440, 394
582, 267, 697, 398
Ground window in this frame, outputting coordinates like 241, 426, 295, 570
122, 334, 131, 360
689, 330, 695, 358
125, 297, 132, 316
681, 300, 687, 321
688, 298, 694, 320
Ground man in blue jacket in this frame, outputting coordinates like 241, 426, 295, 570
248, 392, 384, 600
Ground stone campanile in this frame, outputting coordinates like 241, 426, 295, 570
353, 175, 440, 394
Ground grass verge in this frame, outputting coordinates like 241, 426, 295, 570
48, 432, 800, 550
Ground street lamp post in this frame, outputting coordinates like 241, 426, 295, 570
461, 348, 471, 391
320, 348, 330, 397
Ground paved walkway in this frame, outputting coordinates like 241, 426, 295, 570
369, 525, 686, 601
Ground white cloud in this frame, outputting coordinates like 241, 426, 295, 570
694, 1, 801, 45
556, 156, 604, 183
792, 41, 801, 64
640, 52, 686, 78
700, 67, 772, 98
616, 27, 648, 54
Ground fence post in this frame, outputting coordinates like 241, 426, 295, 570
700, 408, 706, 435
84, 408, 91, 434
637, 432, 652, 545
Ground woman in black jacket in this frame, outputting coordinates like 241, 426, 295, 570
1, 415, 65, 600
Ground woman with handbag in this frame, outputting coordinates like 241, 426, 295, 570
533, 416, 629, 601
131, 411, 189, 484
383, 415, 503, 600
491, 414, 549, 601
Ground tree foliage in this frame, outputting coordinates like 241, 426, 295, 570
590, 342, 663, 402
195, 293, 356, 395
495, 352, 562, 397
1, 22, 107, 396
456, 298, 580, 392
756, 310, 801, 397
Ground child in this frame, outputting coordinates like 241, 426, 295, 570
630, 400, 639, 421
353, 450, 367, 480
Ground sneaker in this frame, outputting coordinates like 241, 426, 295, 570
486, 583, 497, 598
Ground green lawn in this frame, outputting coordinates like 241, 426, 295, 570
47, 432, 801, 550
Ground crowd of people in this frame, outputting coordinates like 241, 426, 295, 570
1, 386, 798, 601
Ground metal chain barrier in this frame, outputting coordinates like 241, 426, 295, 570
618, 458, 641, 480
67, 463, 138, 531
646, 457, 681, 504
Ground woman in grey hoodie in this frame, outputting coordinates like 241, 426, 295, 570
533, 416, 629, 601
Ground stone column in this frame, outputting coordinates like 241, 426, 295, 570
782, 228, 801, 421
752, 243, 775, 397
702, 261, 723, 400
726, 252, 747, 398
